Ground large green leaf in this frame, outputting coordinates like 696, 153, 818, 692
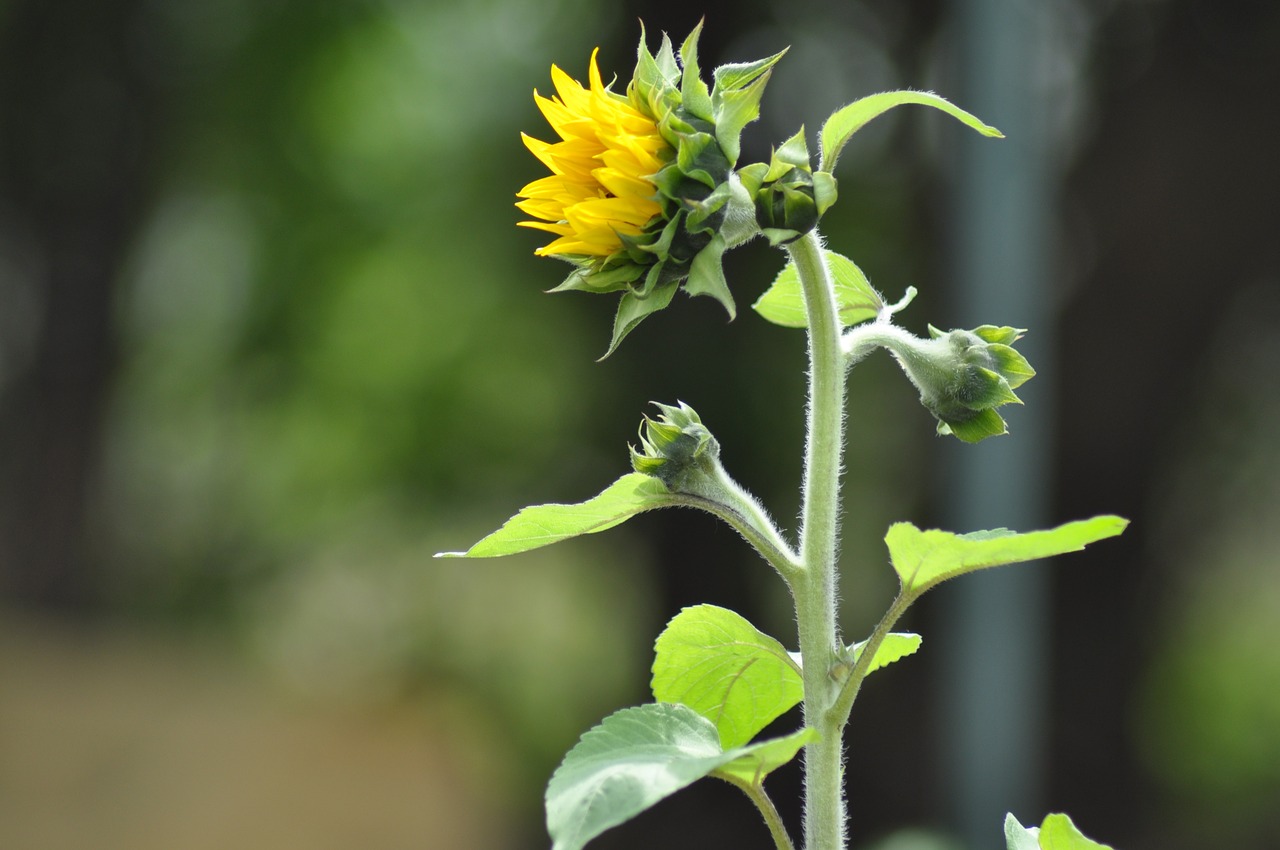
886, 516, 1129, 596
752, 250, 882, 329
1004, 813, 1114, 850
820, 90, 1003, 171
652, 605, 803, 748
546, 703, 811, 850
437, 473, 671, 558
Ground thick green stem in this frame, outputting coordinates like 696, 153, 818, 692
789, 230, 848, 850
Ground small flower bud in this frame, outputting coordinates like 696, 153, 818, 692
890, 325, 1036, 443
630, 402, 720, 490
737, 130, 837, 246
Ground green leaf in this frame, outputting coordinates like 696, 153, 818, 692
820, 90, 1003, 171
546, 703, 812, 850
436, 473, 671, 558
752, 250, 882, 329
652, 605, 803, 748
713, 727, 817, 785
1038, 814, 1115, 850
1004, 813, 1116, 850
1004, 814, 1041, 850
847, 632, 922, 674
885, 516, 1129, 596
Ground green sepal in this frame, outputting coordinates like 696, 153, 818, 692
936, 406, 1009, 442
710, 49, 787, 165
973, 324, 1024, 345
684, 233, 735, 319
678, 21, 714, 122
549, 262, 643, 294
735, 162, 768, 196
770, 128, 811, 174
820, 89, 1004, 171
988, 343, 1035, 389
813, 171, 838, 216
604, 281, 679, 359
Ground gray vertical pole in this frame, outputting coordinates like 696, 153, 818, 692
940, 0, 1055, 847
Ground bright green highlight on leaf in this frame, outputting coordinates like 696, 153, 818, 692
820, 90, 1004, 171
546, 703, 812, 850
1004, 813, 1115, 850
847, 632, 922, 674
753, 250, 882, 329
714, 727, 817, 786
436, 473, 670, 558
886, 516, 1129, 596
652, 604, 804, 749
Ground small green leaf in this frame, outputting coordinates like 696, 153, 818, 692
1038, 814, 1115, 850
437, 473, 671, 558
752, 250, 882, 329
1004, 813, 1041, 850
820, 90, 1003, 171
652, 605, 803, 749
847, 632, 922, 674
547, 703, 812, 850
886, 516, 1129, 596
713, 727, 817, 786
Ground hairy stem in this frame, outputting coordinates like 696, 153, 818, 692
789, 230, 848, 850
723, 776, 798, 850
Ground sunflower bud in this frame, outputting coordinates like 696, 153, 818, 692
888, 325, 1036, 443
737, 130, 837, 246
630, 402, 720, 491
517, 23, 785, 356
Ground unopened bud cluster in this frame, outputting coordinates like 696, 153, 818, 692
630, 402, 721, 491
890, 325, 1036, 442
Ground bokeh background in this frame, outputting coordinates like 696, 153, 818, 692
2, 0, 1278, 848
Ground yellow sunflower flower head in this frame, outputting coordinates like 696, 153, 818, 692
517, 22, 786, 356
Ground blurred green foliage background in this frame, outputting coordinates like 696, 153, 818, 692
1, 0, 1278, 848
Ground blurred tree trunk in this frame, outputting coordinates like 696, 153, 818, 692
0, 0, 158, 612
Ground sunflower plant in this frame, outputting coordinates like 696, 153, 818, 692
443, 23, 1126, 850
